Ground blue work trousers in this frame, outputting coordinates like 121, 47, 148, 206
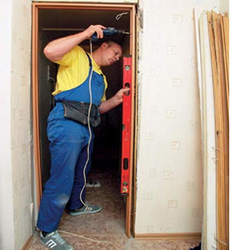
37, 104, 94, 232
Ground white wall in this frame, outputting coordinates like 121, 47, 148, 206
135, 0, 219, 235
0, 0, 33, 249
219, 0, 229, 12
11, 0, 33, 249
0, 1, 14, 249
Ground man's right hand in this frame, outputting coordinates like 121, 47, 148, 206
83, 25, 106, 40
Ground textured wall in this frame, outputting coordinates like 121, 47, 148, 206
219, 0, 229, 12
135, 0, 205, 234
0, 1, 14, 249
11, 0, 33, 249
0, 0, 32, 249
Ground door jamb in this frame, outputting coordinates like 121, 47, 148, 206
32, 2, 136, 237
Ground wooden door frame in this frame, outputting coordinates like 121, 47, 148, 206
32, 2, 136, 237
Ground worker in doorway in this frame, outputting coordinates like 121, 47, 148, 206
37, 24, 129, 250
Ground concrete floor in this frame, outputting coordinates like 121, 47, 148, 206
28, 171, 200, 250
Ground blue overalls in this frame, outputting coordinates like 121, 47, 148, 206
37, 54, 105, 233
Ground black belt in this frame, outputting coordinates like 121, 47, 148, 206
60, 101, 101, 128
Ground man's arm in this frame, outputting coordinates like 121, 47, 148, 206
43, 25, 106, 61
99, 88, 130, 114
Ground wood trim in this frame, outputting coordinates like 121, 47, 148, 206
223, 16, 229, 74
32, 3, 43, 207
33, 2, 135, 10
212, 12, 228, 250
220, 15, 229, 112
32, 1, 137, 238
134, 233, 202, 240
131, 6, 139, 238
208, 11, 229, 250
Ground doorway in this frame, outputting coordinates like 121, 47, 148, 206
32, 2, 136, 237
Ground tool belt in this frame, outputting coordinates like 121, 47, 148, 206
61, 101, 101, 128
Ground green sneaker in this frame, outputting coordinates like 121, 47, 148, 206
69, 203, 102, 216
40, 231, 73, 250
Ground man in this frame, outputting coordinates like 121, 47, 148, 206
37, 24, 129, 250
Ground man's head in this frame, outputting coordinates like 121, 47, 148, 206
93, 41, 122, 67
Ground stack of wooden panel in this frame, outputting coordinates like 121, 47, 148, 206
207, 10, 229, 250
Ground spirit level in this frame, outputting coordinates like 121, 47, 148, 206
121, 56, 132, 194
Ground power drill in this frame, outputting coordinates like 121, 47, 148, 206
91, 27, 129, 41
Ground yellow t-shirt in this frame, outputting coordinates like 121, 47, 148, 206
52, 46, 107, 101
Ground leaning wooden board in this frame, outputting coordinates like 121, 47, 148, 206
207, 11, 229, 250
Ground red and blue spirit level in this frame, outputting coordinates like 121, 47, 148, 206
121, 56, 132, 194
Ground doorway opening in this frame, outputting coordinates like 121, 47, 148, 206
32, 3, 136, 237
